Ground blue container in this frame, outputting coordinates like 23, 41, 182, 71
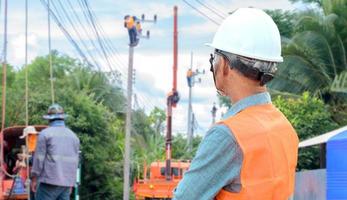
327, 130, 347, 199
13, 177, 25, 194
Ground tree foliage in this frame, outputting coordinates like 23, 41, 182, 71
0, 52, 128, 199
268, 0, 347, 125
266, 9, 297, 38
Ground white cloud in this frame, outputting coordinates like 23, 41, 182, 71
8, 33, 40, 66
181, 21, 218, 36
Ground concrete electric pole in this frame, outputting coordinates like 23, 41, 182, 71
123, 14, 157, 200
186, 52, 205, 152
211, 102, 217, 125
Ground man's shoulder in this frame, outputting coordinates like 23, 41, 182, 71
40, 126, 77, 138
204, 124, 236, 144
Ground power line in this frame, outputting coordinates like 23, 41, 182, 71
40, 0, 94, 68
81, 0, 114, 75
48, 0, 55, 104
68, 0, 127, 87
202, 0, 228, 17
54, 0, 103, 70
194, 0, 227, 19
41, 0, 161, 112
82, 0, 161, 110
181, 0, 220, 25
82, 0, 158, 111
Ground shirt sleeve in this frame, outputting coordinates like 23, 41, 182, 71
173, 125, 242, 200
31, 133, 47, 177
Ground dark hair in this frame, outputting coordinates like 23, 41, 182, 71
216, 49, 277, 86
49, 118, 64, 123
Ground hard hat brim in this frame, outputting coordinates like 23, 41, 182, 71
205, 43, 283, 62
20, 132, 38, 139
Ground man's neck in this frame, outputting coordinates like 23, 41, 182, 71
229, 86, 267, 104
49, 120, 65, 127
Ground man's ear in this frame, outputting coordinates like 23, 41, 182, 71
222, 57, 230, 76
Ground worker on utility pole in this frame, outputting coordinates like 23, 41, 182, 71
124, 15, 139, 46
174, 8, 299, 200
31, 104, 80, 200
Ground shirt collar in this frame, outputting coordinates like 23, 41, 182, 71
49, 120, 66, 127
223, 92, 272, 119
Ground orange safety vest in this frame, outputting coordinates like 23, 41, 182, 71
215, 103, 299, 200
28, 134, 38, 152
126, 17, 135, 29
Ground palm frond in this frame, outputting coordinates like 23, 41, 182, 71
331, 70, 347, 93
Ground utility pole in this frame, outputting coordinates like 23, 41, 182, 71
186, 53, 205, 152
0, 0, 8, 171
75, 151, 82, 200
211, 102, 217, 125
165, 6, 180, 181
187, 52, 193, 151
123, 45, 134, 200
123, 13, 156, 200
190, 113, 195, 141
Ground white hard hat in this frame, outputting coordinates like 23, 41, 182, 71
206, 8, 283, 62
20, 126, 39, 139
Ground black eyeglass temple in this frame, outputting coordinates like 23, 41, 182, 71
209, 54, 214, 72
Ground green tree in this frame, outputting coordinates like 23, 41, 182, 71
289, 0, 322, 6
148, 107, 166, 135
266, 9, 296, 38
268, 0, 347, 124
1, 52, 126, 199
172, 134, 202, 160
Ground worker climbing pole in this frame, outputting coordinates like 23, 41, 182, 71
124, 14, 156, 47
165, 6, 180, 181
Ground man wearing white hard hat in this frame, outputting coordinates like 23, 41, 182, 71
174, 8, 299, 200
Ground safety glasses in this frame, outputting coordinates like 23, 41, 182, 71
209, 50, 230, 74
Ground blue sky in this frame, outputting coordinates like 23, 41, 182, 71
0, 0, 304, 135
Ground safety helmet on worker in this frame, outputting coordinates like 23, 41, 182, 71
20, 126, 38, 139
206, 8, 283, 62
43, 103, 67, 120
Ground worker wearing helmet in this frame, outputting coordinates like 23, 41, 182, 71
174, 8, 299, 200
124, 15, 139, 46
31, 104, 80, 200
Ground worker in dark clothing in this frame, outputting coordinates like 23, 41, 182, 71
31, 104, 80, 200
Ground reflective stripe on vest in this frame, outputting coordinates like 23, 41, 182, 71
216, 104, 299, 200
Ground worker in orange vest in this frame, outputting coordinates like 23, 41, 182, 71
186, 69, 193, 87
124, 15, 139, 46
174, 8, 299, 200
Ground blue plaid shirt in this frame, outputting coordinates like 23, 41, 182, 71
31, 120, 80, 187
173, 92, 272, 200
